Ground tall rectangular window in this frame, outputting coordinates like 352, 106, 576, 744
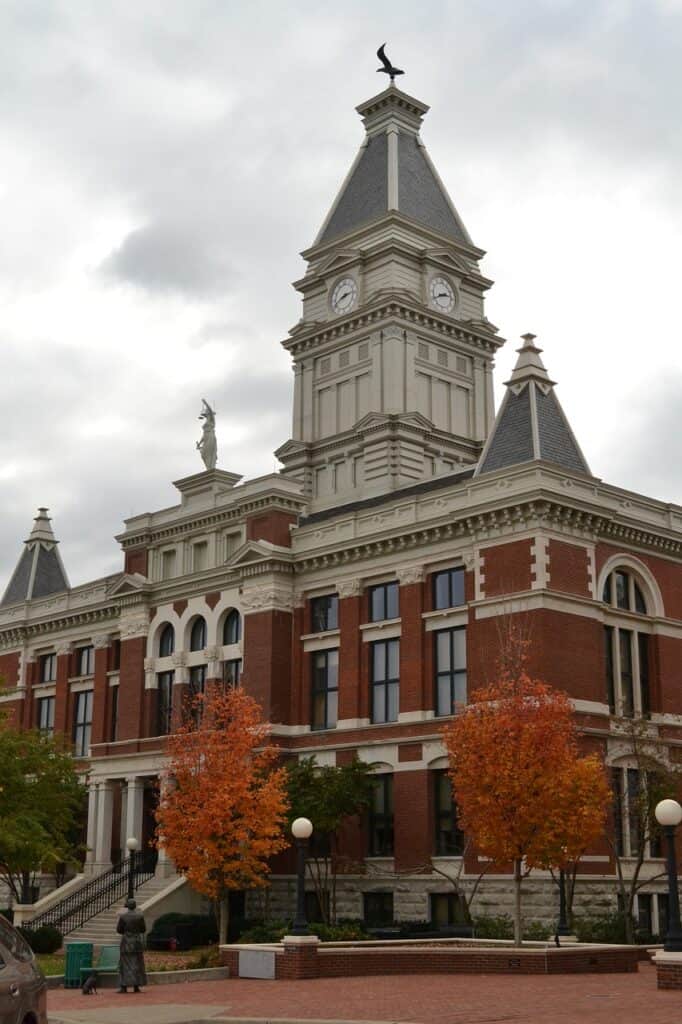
40, 653, 56, 683
310, 595, 339, 633
433, 568, 465, 610
110, 639, 121, 671
434, 770, 464, 855
368, 582, 399, 622
73, 690, 93, 757
627, 767, 641, 857
222, 659, 242, 687
76, 646, 94, 677
620, 630, 634, 718
188, 665, 206, 700
311, 649, 338, 730
109, 686, 119, 742
605, 626, 615, 713
37, 696, 55, 738
157, 671, 174, 736
435, 628, 467, 716
368, 775, 394, 856
638, 634, 650, 718
371, 639, 399, 724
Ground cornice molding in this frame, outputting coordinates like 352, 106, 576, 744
118, 491, 306, 550
294, 498, 682, 574
0, 606, 118, 650
282, 299, 503, 358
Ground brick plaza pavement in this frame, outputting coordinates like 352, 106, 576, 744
48, 963, 682, 1024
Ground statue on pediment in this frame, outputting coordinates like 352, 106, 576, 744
196, 399, 217, 470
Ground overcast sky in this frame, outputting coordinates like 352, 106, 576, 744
1, 0, 681, 588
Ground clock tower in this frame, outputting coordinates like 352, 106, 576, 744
276, 83, 505, 510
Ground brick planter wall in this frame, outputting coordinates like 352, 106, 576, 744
220, 941, 639, 979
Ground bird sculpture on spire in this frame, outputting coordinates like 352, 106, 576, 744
376, 44, 404, 83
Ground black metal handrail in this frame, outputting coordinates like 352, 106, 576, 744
27, 852, 157, 937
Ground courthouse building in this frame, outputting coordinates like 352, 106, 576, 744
1, 79, 681, 938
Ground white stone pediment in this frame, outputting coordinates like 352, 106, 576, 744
227, 539, 293, 568
354, 410, 435, 434
423, 247, 469, 273
315, 249, 362, 276
107, 573, 149, 597
274, 438, 308, 460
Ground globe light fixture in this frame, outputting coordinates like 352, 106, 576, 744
655, 799, 682, 952
291, 817, 313, 840
126, 835, 139, 903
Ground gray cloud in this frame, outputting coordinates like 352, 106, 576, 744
101, 220, 235, 296
0, 0, 681, 589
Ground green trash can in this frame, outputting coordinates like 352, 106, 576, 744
64, 942, 93, 989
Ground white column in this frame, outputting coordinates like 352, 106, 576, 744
155, 775, 175, 878
120, 784, 128, 855
94, 781, 114, 870
125, 776, 145, 849
84, 783, 99, 875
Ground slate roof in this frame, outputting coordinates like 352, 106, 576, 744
317, 86, 471, 247
1, 508, 70, 606
476, 335, 591, 477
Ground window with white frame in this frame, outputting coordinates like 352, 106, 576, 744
73, 690, 93, 757
603, 569, 651, 718
611, 766, 662, 859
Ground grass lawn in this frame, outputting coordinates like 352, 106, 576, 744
37, 946, 219, 977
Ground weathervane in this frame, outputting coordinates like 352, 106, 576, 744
376, 44, 404, 84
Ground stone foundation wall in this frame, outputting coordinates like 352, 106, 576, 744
252, 871, 666, 929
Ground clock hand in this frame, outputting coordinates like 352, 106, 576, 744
338, 291, 350, 302
436, 292, 449, 299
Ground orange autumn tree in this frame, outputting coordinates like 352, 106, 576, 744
443, 673, 608, 944
155, 684, 289, 943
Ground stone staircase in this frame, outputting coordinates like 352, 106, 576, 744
67, 872, 179, 946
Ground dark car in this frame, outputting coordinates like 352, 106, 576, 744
0, 917, 47, 1024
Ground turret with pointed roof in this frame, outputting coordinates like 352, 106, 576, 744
475, 334, 590, 477
1, 508, 70, 607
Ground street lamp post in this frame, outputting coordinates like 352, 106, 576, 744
126, 836, 139, 904
655, 799, 682, 953
290, 817, 313, 936
556, 868, 571, 938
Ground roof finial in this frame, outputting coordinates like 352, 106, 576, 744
376, 44, 404, 84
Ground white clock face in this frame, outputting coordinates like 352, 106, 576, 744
429, 276, 455, 313
331, 277, 358, 315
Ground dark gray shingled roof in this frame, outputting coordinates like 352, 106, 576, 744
317, 87, 470, 246
1, 509, 69, 606
476, 335, 591, 478
476, 387, 534, 473
397, 133, 467, 243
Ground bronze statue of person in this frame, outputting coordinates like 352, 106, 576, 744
116, 897, 148, 993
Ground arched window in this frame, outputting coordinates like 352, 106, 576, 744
603, 569, 651, 718
189, 616, 207, 652
603, 570, 647, 614
223, 609, 241, 646
159, 624, 175, 657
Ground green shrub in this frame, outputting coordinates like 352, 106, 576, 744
239, 920, 288, 943
149, 912, 218, 947
308, 921, 367, 942
523, 921, 552, 941
574, 912, 630, 944
472, 915, 514, 940
18, 924, 62, 954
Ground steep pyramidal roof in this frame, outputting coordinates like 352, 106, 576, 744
476, 335, 591, 477
1, 508, 70, 606
315, 85, 473, 247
